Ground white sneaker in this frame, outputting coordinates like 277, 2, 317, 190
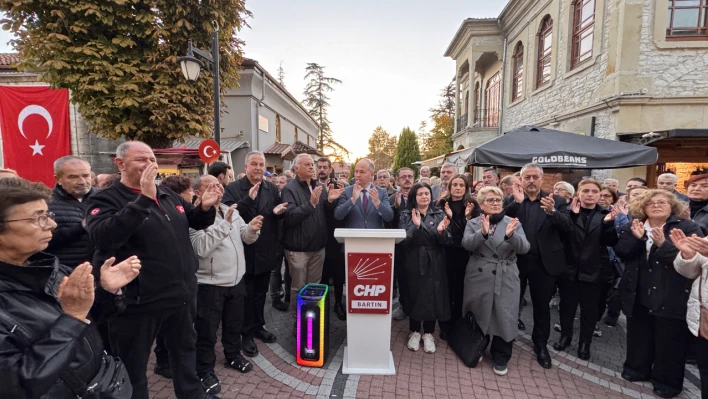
422, 333, 436, 353
407, 332, 421, 351
392, 306, 406, 320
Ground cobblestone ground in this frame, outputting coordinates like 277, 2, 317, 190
147, 291, 703, 398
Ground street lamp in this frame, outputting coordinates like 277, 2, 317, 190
177, 21, 221, 146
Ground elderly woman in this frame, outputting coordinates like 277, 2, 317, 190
616, 189, 704, 398
461, 186, 529, 376
598, 185, 618, 209
552, 181, 575, 203
687, 173, 708, 233
160, 175, 194, 204
0, 178, 141, 398
400, 183, 451, 354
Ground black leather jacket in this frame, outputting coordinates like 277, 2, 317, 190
0, 254, 104, 398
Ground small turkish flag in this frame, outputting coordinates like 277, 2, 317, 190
0, 86, 71, 186
198, 139, 221, 164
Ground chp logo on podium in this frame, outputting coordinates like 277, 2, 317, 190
198, 139, 221, 164
347, 253, 393, 314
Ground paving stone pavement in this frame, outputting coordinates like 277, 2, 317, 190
145, 291, 703, 398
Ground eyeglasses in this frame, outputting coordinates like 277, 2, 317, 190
399, 175, 414, 180
484, 198, 503, 204
554, 188, 568, 193
600, 194, 613, 198
3, 211, 56, 228
646, 200, 670, 208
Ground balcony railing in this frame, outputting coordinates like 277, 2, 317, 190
456, 114, 468, 131
457, 109, 499, 131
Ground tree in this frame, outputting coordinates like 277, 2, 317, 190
277, 61, 285, 87
429, 82, 455, 118
366, 126, 397, 170
0, 1, 251, 148
419, 114, 454, 160
301, 63, 350, 159
393, 127, 421, 176
349, 157, 360, 181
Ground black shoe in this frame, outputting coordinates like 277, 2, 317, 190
621, 371, 647, 382
284, 294, 291, 303
334, 302, 346, 321
225, 354, 253, 374
254, 328, 277, 343
577, 342, 590, 361
553, 335, 572, 351
534, 344, 552, 369
517, 319, 525, 331
198, 371, 221, 394
653, 386, 681, 398
242, 337, 259, 357
272, 299, 289, 312
154, 363, 172, 379
603, 315, 618, 327
201, 394, 222, 399
439, 330, 448, 341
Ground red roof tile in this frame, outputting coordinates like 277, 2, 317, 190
0, 53, 20, 69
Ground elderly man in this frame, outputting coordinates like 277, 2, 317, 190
334, 159, 393, 229
376, 169, 396, 196
504, 163, 573, 369
482, 168, 499, 187
432, 163, 456, 200
208, 161, 235, 187
604, 178, 621, 195
499, 175, 518, 197
95, 173, 112, 188
85, 141, 220, 399
657, 173, 689, 202
223, 151, 287, 358
281, 154, 343, 321
190, 175, 262, 394
46, 156, 96, 268
687, 172, 708, 232
420, 165, 431, 178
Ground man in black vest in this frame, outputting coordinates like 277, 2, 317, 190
504, 163, 573, 369
223, 151, 287, 358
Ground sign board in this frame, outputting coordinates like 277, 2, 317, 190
347, 253, 392, 314
198, 139, 221, 164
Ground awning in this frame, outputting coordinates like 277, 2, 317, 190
174, 138, 249, 153
464, 126, 658, 169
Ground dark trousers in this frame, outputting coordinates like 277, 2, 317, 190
410, 319, 436, 334
519, 256, 556, 346
320, 253, 345, 304
440, 246, 468, 334
108, 305, 203, 399
519, 261, 528, 316
154, 276, 197, 366
603, 283, 622, 321
624, 305, 689, 396
558, 278, 603, 344
270, 252, 291, 301
394, 246, 408, 312
487, 336, 514, 366
195, 281, 246, 373
696, 336, 708, 399
242, 271, 271, 337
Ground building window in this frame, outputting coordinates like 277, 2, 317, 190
473, 82, 480, 124
666, 0, 708, 39
275, 115, 282, 142
258, 115, 269, 132
512, 42, 524, 101
572, 0, 596, 68
484, 72, 501, 127
536, 15, 553, 88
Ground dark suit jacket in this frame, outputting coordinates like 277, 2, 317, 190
503, 190, 573, 275
334, 184, 393, 229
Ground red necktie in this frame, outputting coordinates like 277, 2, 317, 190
362, 189, 368, 213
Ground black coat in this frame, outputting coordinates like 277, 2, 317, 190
0, 254, 104, 399
565, 206, 618, 283
692, 201, 708, 234
280, 177, 335, 252
615, 215, 704, 319
503, 191, 574, 275
400, 208, 451, 322
46, 185, 96, 268
223, 177, 282, 275
85, 181, 215, 312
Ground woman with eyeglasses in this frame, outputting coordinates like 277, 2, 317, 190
598, 186, 618, 209
552, 181, 575, 203
0, 178, 141, 398
461, 186, 529, 376
616, 189, 704, 398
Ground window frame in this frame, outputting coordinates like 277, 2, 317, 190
666, 0, 708, 40
536, 16, 553, 89
484, 72, 501, 127
571, 0, 596, 69
511, 42, 524, 101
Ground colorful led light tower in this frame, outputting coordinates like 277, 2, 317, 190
296, 284, 330, 367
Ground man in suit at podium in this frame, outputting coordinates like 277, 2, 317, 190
334, 159, 393, 229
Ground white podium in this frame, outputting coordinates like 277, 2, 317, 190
334, 228, 406, 375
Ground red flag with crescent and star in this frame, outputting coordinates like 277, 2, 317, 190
0, 86, 71, 186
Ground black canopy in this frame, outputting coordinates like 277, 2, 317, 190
459, 126, 658, 169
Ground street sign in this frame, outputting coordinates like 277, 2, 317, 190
198, 139, 221, 164
347, 253, 393, 314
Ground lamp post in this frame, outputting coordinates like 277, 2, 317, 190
177, 22, 221, 146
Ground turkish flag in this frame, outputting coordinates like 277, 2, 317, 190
0, 86, 71, 186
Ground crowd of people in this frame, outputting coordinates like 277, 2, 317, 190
1, 142, 708, 399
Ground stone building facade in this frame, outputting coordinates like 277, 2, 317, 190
445, 0, 708, 186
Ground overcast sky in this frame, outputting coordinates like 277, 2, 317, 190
0, 1, 505, 160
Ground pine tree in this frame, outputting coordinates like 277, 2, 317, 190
349, 157, 360, 180
302, 63, 350, 159
420, 82, 455, 159
277, 61, 285, 87
429, 82, 455, 118
366, 126, 397, 170
393, 127, 421, 176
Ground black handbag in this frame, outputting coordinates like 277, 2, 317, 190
69, 353, 132, 399
447, 312, 490, 368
